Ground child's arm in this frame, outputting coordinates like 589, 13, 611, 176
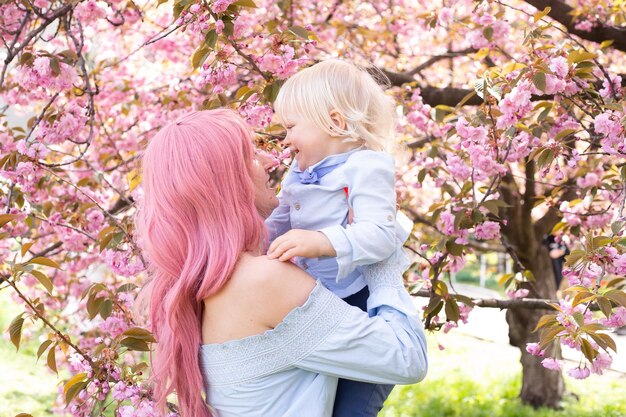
319, 150, 397, 280
268, 151, 397, 280
265, 190, 292, 244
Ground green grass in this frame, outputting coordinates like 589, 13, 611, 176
379, 333, 626, 417
0, 290, 59, 417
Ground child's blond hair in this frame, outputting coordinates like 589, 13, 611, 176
274, 59, 396, 152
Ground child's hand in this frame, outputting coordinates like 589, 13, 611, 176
267, 229, 337, 261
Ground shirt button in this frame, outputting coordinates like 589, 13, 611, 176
302, 261, 308, 269
294, 203, 301, 210
387, 214, 394, 221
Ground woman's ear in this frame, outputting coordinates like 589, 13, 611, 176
329, 110, 347, 135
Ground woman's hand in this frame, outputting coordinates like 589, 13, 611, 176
267, 229, 337, 261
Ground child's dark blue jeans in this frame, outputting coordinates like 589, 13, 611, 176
333, 286, 394, 417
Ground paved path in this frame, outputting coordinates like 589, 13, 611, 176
414, 283, 626, 374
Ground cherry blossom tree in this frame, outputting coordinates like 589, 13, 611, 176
1, 0, 624, 415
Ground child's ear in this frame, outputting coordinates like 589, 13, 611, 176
329, 110, 347, 135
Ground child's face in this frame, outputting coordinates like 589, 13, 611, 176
281, 110, 349, 170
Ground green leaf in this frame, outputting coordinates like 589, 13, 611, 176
232, 0, 257, 7
565, 249, 585, 266
157, 0, 169, 5
288, 25, 309, 39
581, 338, 598, 362
533, 6, 551, 22
64, 372, 87, 397
117, 283, 138, 293
533, 313, 557, 332
596, 296, 613, 318
65, 381, 88, 405
27, 256, 62, 270
121, 337, 151, 352
605, 290, 626, 308
9, 314, 25, 351
425, 297, 444, 317
567, 50, 597, 64
37, 339, 53, 360
122, 327, 157, 342
0, 213, 20, 227
532, 72, 546, 93
20, 242, 34, 257
191, 44, 210, 69
87, 296, 105, 320
100, 300, 113, 319
452, 294, 475, 306
444, 299, 460, 322
205, 29, 218, 49
30, 270, 53, 294
445, 240, 464, 257
482, 27, 493, 41
47, 344, 58, 374
536, 148, 554, 169
555, 128, 578, 141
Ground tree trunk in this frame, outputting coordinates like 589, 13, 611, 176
505, 241, 564, 408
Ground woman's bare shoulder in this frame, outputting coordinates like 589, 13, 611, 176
230, 254, 317, 327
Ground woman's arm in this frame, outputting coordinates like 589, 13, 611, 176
254, 256, 427, 385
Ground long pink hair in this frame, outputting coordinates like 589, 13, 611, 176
135, 109, 266, 416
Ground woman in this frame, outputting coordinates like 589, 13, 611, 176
135, 109, 427, 417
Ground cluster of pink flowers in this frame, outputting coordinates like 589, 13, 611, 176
198, 62, 237, 92
13, 56, 78, 101
466, 13, 510, 49
497, 81, 533, 128
239, 99, 273, 128
506, 288, 529, 299
34, 101, 88, 145
256, 45, 307, 79
111, 381, 141, 402
594, 110, 625, 155
73, 0, 109, 24
99, 314, 130, 338
474, 221, 500, 241
599, 74, 622, 99
455, 117, 506, 180
102, 249, 145, 278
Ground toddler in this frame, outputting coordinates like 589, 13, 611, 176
266, 59, 412, 417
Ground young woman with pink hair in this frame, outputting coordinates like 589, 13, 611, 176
135, 109, 427, 417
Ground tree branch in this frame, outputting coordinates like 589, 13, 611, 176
523, 0, 626, 53
412, 289, 555, 310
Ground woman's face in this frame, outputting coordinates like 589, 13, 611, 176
251, 152, 279, 219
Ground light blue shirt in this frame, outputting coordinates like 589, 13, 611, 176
266, 148, 410, 298
199, 258, 428, 417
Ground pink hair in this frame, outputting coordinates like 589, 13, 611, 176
135, 109, 266, 416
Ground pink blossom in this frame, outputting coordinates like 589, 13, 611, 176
567, 366, 591, 379
599, 74, 623, 99
475, 221, 500, 241
215, 19, 224, 34
576, 172, 600, 188
211, 0, 234, 14
74, 0, 108, 24
99, 315, 129, 337
445, 154, 471, 181
507, 288, 529, 299
541, 357, 562, 370
574, 19, 595, 32
118, 405, 135, 417
590, 352, 612, 375
437, 7, 454, 26
525, 342, 545, 357
548, 56, 569, 79
102, 249, 144, 277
